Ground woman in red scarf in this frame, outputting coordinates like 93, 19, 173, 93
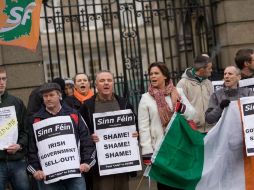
138, 62, 195, 190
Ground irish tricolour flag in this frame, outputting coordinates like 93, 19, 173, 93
148, 100, 254, 190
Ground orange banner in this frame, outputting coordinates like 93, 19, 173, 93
0, 0, 42, 51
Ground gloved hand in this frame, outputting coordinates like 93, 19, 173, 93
220, 99, 230, 109
142, 154, 152, 165
175, 101, 186, 114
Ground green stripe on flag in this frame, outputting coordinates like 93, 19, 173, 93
149, 113, 205, 190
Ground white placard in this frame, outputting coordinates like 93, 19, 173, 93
33, 116, 81, 184
240, 96, 254, 156
212, 78, 254, 91
93, 109, 142, 176
212, 80, 224, 91
0, 106, 18, 150
239, 78, 254, 91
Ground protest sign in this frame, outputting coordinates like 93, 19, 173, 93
0, 106, 18, 150
212, 80, 224, 91
212, 78, 254, 91
239, 78, 254, 91
240, 96, 254, 156
93, 109, 142, 176
33, 116, 81, 184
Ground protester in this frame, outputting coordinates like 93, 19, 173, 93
64, 73, 94, 190
27, 82, 95, 190
65, 73, 93, 110
27, 77, 66, 118
79, 70, 138, 190
138, 62, 195, 190
177, 54, 213, 132
64, 78, 74, 97
206, 66, 254, 124
235, 48, 254, 79
0, 66, 30, 190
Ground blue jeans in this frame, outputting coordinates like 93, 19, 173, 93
0, 159, 31, 190
37, 176, 86, 190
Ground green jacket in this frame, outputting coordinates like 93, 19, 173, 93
0, 91, 28, 160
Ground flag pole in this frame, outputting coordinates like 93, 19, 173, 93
135, 174, 144, 190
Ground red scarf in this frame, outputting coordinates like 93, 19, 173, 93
148, 81, 180, 128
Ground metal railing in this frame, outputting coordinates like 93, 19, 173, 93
40, 0, 220, 112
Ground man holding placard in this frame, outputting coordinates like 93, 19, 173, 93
0, 66, 30, 190
79, 70, 141, 190
27, 82, 95, 190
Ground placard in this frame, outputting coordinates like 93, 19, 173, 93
33, 116, 81, 184
212, 78, 254, 91
240, 96, 254, 156
0, 106, 18, 150
93, 109, 142, 176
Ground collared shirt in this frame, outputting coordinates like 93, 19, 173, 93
45, 105, 62, 115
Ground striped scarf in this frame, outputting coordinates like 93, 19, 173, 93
148, 81, 180, 128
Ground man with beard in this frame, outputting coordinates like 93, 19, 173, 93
235, 48, 254, 79
205, 66, 254, 124
65, 73, 94, 110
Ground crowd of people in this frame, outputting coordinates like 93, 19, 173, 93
0, 48, 254, 190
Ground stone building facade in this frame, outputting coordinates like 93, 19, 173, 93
0, 0, 253, 105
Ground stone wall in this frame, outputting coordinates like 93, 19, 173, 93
214, 0, 254, 68
0, 42, 44, 105
0, 0, 254, 104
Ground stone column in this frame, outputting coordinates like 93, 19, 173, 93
214, 0, 254, 68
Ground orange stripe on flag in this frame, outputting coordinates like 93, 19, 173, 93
238, 100, 254, 190
243, 149, 254, 190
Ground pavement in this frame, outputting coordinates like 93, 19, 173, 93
129, 170, 157, 190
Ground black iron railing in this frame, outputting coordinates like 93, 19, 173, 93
40, 0, 220, 112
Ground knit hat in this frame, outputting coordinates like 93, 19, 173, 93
193, 54, 212, 70
39, 83, 61, 94
64, 78, 74, 86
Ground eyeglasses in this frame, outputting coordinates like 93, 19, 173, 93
0, 77, 7, 81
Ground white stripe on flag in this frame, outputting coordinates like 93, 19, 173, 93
196, 101, 245, 190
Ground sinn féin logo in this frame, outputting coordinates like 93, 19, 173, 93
243, 103, 254, 116
0, 0, 36, 41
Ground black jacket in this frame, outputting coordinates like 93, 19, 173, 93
27, 87, 43, 118
0, 91, 28, 160
27, 104, 96, 174
64, 95, 82, 111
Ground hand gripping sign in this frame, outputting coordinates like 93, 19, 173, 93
33, 116, 81, 184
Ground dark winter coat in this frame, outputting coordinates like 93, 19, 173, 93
0, 91, 28, 161
27, 104, 95, 174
